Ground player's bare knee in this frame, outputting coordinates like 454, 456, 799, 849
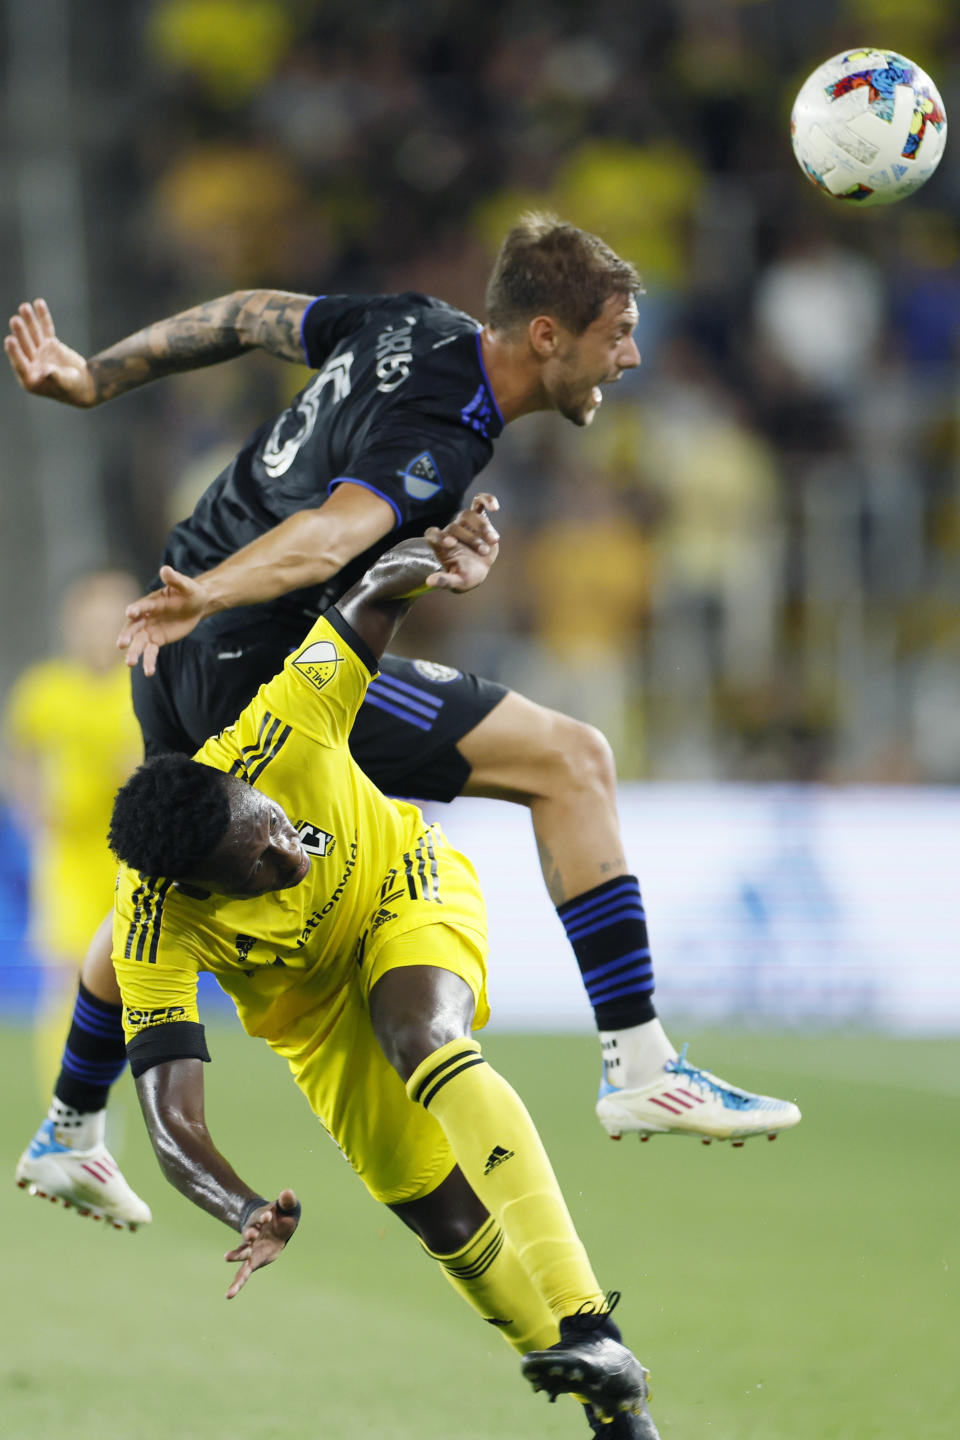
390, 1167, 489, 1253
539, 713, 617, 807
378, 1016, 471, 1084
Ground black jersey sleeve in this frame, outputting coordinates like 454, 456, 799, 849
328, 416, 491, 529
301, 295, 381, 366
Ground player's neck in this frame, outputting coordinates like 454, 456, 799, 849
478, 327, 550, 425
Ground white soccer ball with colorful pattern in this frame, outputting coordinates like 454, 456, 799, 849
791, 49, 947, 206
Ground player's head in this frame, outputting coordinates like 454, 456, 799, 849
60, 568, 140, 673
109, 754, 310, 899
485, 212, 643, 425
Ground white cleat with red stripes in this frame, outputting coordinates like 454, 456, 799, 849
15, 1114, 152, 1230
596, 1044, 801, 1145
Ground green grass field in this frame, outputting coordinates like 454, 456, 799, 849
0, 1024, 956, 1440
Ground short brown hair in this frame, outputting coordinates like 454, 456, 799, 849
485, 212, 642, 336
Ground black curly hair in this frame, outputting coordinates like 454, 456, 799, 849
108, 754, 233, 878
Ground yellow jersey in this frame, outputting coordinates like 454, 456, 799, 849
113, 609, 486, 1053
4, 658, 140, 958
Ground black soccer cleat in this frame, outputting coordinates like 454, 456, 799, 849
582, 1398, 662, 1440
520, 1293, 654, 1426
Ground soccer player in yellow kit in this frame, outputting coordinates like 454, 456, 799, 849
4, 572, 143, 1108
106, 497, 659, 1440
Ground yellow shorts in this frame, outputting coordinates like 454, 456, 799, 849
272, 839, 489, 1206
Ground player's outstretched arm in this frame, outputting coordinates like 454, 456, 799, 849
5, 290, 314, 408
336, 493, 500, 660
136, 1057, 299, 1297
118, 482, 397, 675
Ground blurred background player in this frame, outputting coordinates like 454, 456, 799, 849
5, 570, 151, 1227
6, 217, 799, 1228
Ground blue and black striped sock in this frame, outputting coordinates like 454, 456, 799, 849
53, 980, 127, 1113
556, 875, 656, 1031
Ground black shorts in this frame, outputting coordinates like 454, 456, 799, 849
131, 627, 507, 803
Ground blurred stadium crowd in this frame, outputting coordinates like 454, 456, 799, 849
4, 0, 960, 790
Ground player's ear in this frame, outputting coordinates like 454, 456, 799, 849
528, 314, 563, 359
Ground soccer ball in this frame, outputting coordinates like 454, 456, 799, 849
791, 49, 947, 206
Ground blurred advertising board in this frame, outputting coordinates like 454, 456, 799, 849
430, 786, 960, 1034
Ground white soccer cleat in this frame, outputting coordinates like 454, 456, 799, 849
596, 1044, 801, 1144
15, 1115, 152, 1230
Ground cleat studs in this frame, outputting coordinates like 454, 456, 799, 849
16, 1180, 26, 1189
639, 1134, 650, 1143
732, 1140, 745, 1148
768, 1133, 777, 1141
609, 1133, 621, 1141
702, 1138, 712, 1145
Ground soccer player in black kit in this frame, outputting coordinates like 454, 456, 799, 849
6, 214, 799, 1235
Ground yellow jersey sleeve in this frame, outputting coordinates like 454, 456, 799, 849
113, 871, 203, 1042
255, 607, 379, 748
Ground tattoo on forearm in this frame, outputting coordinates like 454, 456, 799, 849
251, 291, 312, 362
87, 290, 312, 401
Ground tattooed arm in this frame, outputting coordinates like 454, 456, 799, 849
4, 291, 314, 408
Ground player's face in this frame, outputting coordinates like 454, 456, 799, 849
192, 784, 311, 900
545, 292, 641, 427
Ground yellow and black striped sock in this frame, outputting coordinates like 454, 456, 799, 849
425, 1214, 559, 1356
406, 1038, 605, 1321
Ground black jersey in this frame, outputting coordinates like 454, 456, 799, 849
161, 292, 504, 640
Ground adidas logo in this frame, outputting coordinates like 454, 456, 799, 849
483, 1144, 515, 1175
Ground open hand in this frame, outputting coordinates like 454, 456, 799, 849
424, 493, 500, 593
117, 565, 211, 675
5, 300, 97, 407
224, 1189, 301, 1300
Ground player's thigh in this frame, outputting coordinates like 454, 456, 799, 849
285, 983, 456, 1207
348, 654, 507, 801
457, 688, 609, 803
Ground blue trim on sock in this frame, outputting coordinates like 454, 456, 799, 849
582, 949, 652, 983
588, 968, 655, 1001
563, 903, 647, 942
588, 976, 655, 1005
74, 993, 124, 1041
558, 877, 640, 923
61, 1050, 128, 1084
